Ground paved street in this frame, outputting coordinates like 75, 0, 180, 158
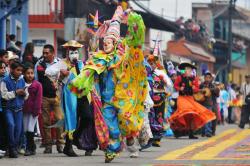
1, 125, 250, 166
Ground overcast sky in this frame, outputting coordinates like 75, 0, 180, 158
132, 0, 250, 21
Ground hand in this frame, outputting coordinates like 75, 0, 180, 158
16, 89, 26, 96
60, 69, 70, 77
180, 87, 184, 91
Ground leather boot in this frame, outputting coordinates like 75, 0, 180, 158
24, 132, 32, 156
63, 135, 78, 157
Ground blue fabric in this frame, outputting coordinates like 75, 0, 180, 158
62, 61, 83, 133
5, 110, 23, 149
3, 75, 25, 111
202, 106, 212, 135
94, 68, 122, 154
102, 104, 121, 153
165, 100, 174, 137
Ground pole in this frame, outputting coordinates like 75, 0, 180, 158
227, 0, 234, 83
175, 0, 178, 19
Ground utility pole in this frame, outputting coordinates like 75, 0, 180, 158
227, 0, 236, 83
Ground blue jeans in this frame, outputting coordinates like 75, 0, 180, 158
202, 106, 212, 135
5, 110, 23, 150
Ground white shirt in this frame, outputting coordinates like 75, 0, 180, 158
0, 75, 29, 100
241, 82, 250, 104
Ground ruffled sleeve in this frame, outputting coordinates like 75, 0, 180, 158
68, 52, 109, 97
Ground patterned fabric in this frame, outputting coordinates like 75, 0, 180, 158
69, 12, 147, 155
61, 60, 83, 139
91, 92, 109, 150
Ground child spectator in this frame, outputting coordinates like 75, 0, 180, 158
0, 49, 9, 67
22, 63, 42, 156
0, 61, 28, 158
0, 61, 7, 157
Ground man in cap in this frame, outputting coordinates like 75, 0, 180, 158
199, 71, 220, 137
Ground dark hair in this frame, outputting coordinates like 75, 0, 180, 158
0, 49, 8, 57
0, 61, 5, 68
10, 61, 23, 70
9, 34, 16, 41
43, 44, 54, 53
23, 62, 34, 73
23, 42, 34, 58
15, 41, 23, 47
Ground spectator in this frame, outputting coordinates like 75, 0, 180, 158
34, 44, 64, 154
219, 83, 230, 125
15, 41, 23, 59
239, 74, 250, 129
0, 61, 7, 157
0, 49, 9, 66
22, 63, 42, 156
0, 61, 28, 158
228, 83, 237, 123
7, 34, 21, 54
22, 43, 38, 65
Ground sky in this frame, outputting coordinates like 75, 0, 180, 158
132, 0, 249, 20
131, 0, 250, 49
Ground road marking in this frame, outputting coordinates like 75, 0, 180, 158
191, 129, 248, 160
157, 129, 250, 160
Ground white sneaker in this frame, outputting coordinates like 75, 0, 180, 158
0, 150, 5, 154
127, 145, 139, 158
129, 151, 139, 158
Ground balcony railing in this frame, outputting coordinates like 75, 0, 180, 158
29, 0, 64, 23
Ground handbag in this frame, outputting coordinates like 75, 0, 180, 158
91, 92, 109, 150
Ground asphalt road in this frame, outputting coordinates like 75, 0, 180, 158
1, 124, 250, 166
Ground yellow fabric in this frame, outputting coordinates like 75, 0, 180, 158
113, 46, 148, 137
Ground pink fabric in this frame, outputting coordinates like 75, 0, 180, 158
22, 80, 43, 116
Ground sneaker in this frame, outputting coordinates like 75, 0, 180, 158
129, 151, 139, 158
152, 141, 161, 147
18, 148, 25, 155
0, 150, 6, 154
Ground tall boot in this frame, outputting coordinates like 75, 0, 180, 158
24, 132, 32, 156
29, 132, 36, 155
63, 135, 78, 157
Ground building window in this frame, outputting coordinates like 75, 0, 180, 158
16, 26, 21, 41
6, 19, 11, 35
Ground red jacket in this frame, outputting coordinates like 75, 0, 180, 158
174, 75, 199, 94
22, 80, 43, 116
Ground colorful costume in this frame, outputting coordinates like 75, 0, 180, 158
169, 62, 216, 138
68, 7, 147, 162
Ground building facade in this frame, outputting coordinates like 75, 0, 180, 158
0, 0, 29, 49
193, 2, 250, 84
28, 0, 64, 57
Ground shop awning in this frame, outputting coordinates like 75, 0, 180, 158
167, 39, 216, 63
135, 11, 179, 33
